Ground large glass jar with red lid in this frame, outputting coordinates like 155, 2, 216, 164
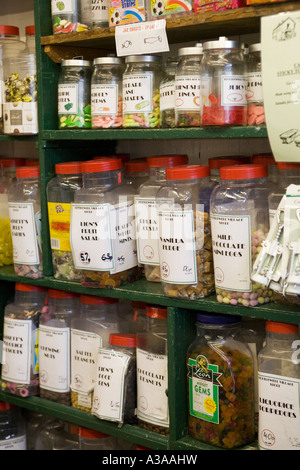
39, 289, 79, 405
70, 294, 120, 412
92, 333, 137, 424
201, 36, 247, 127
134, 154, 188, 282
70, 157, 140, 288
1, 283, 47, 397
8, 166, 42, 279
124, 159, 149, 191
186, 312, 255, 449
210, 164, 273, 307
156, 164, 216, 300
0, 402, 26, 450
47, 161, 82, 281
136, 305, 168, 435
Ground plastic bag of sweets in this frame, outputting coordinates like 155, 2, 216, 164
1, 283, 47, 397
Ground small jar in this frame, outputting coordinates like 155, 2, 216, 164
8, 166, 43, 279
175, 46, 203, 127
157, 165, 215, 299
91, 0, 109, 28
160, 56, 177, 128
92, 333, 137, 424
187, 313, 255, 449
124, 159, 149, 190
78, 427, 117, 450
122, 55, 162, 128
136, 305, 168, 435
0, 403, 26, 450
71, 158, 140, 288
201, 37, 247, 127
258, 321, 300, 450
210, 164, 273, 307
39, 289, 79, 405
252, 153, 278, 185
91, 57, 125, 128
246, 43, 265, 126
51, 0, 91, 33
135, 154, 188, 282
1, 283, 47, 397
47, 161, 82, 281
58, 59, 92, 129
70, 294, 120, 412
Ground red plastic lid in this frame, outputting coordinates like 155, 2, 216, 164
109, 333, 137, 348
252, 153, 276, 165
15, 283, 47, 293
0, 25, 19, 36
209, 157, 244, 170
55, 161, 82, 175
266, 321, 299, 334
132, 301, 147, 309
48, 289, 78, 299
125, 160, 148, 173
93, 153, 130, 163
16, 166, 39, 178
146, 155, 188, 168
146, 305, 167, 319
0, 401, 15, 411
78, 427, 109, 439
166, 165, 209, 180
277, 162, 300, 170
25, 159, 39, 167
220, 164, 267, 180
80, 294, 118, 305
1, 158, 26, 168
81, 158, 122, 173
25, 25, 35, 35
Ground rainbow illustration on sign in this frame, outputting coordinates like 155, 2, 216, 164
109, 0, 146, 25
150, 0, 192, 17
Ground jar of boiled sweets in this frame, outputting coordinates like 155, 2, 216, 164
156, 165, 215, 299
8, 166, 43, 279
58, 59, 92, 129
124, 159, 149, 190
51, 0, 91, 33
187, 312, 255, 449
39, 289, 80, 405
201, 37, 247, 127
1, 283, 47, 397
160, 56, 177, 128
136, 305, 168, 435
92, 333, 137, 424
0, 402, 26, 450
71, 157, 140, 288
246, 43, 265, 126
175, 46, 203, 127
47, 161, 82, 281
210, 164, 273, 307
122, 55, 162, 128
258, 321, 300, 451
134, 154, 188, 282
91, 57, 125, 129
71, 294, 120, 412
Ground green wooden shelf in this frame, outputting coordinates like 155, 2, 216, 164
0, 134, 38, 142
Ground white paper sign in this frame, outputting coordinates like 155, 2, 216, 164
262, 11, 300, 162
115, 20, 169, 56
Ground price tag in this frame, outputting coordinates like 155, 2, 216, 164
115, 19, 169, 56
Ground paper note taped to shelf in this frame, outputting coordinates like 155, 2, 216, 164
115, 19, 169, 56
261, 11, 300, 162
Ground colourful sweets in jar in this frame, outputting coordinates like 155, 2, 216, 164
246, 44, 265, 126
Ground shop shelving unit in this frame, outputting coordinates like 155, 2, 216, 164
0, 0, 299, 451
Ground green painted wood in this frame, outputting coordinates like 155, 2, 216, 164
0, 135, 37, 142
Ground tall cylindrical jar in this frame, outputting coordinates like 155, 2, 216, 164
47, 161, 82, 281
175, 46, 203, 127
1, 283, 47, 397
136, 305, 168, 435
258, 321, 300, 451
51, 0, 91, 33
160, 56, 177, 128
0, 403, 26, 450
186, 313, 255, 449
201, 37, 247, 127
122, 55, 162, 128
210, 164, 273, 307
71, 158, 140, 288
246, 43, 265, 126
8, 166, 43, 279
134, 154, 188, 282
91, 57, 125, 128
156, 165, 215, 299
91, 0, 109, 27
70, 294, 120, 412
58, 59, 92, 129
39, 289, 79, 405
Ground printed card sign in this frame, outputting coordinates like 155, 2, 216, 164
115, 19, 169, 56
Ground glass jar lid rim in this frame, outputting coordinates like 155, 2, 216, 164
55, 161, 82, 174
125, 54, 162, 63
16, 166, 39, 178
146, 154, 188, 168
249, 43, 261, 53
146, 305, 167, 319
80, 294, 119, 305
81, 158, 123, 173
15, 282, 46, 293
277, 161, 300, 169
266, 321, 299, 334
196, 313, 241, 324
61, 59, 92, 67
0, 25, 19, 36
252, 153, 276, 165
109, 333, 137, 347
220, 164, 267, 180
178, 46, 203, 56
93, 56, 124, 65
203, 36, 241, 50
166, 164, 209, 180
48, 288, 78, 299
125, 159, 148, 173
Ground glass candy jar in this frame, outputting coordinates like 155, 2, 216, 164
160, 56, 177, 128
246, 43, 265, 127
51, 0, 91, 34
124, 159, 149, 191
